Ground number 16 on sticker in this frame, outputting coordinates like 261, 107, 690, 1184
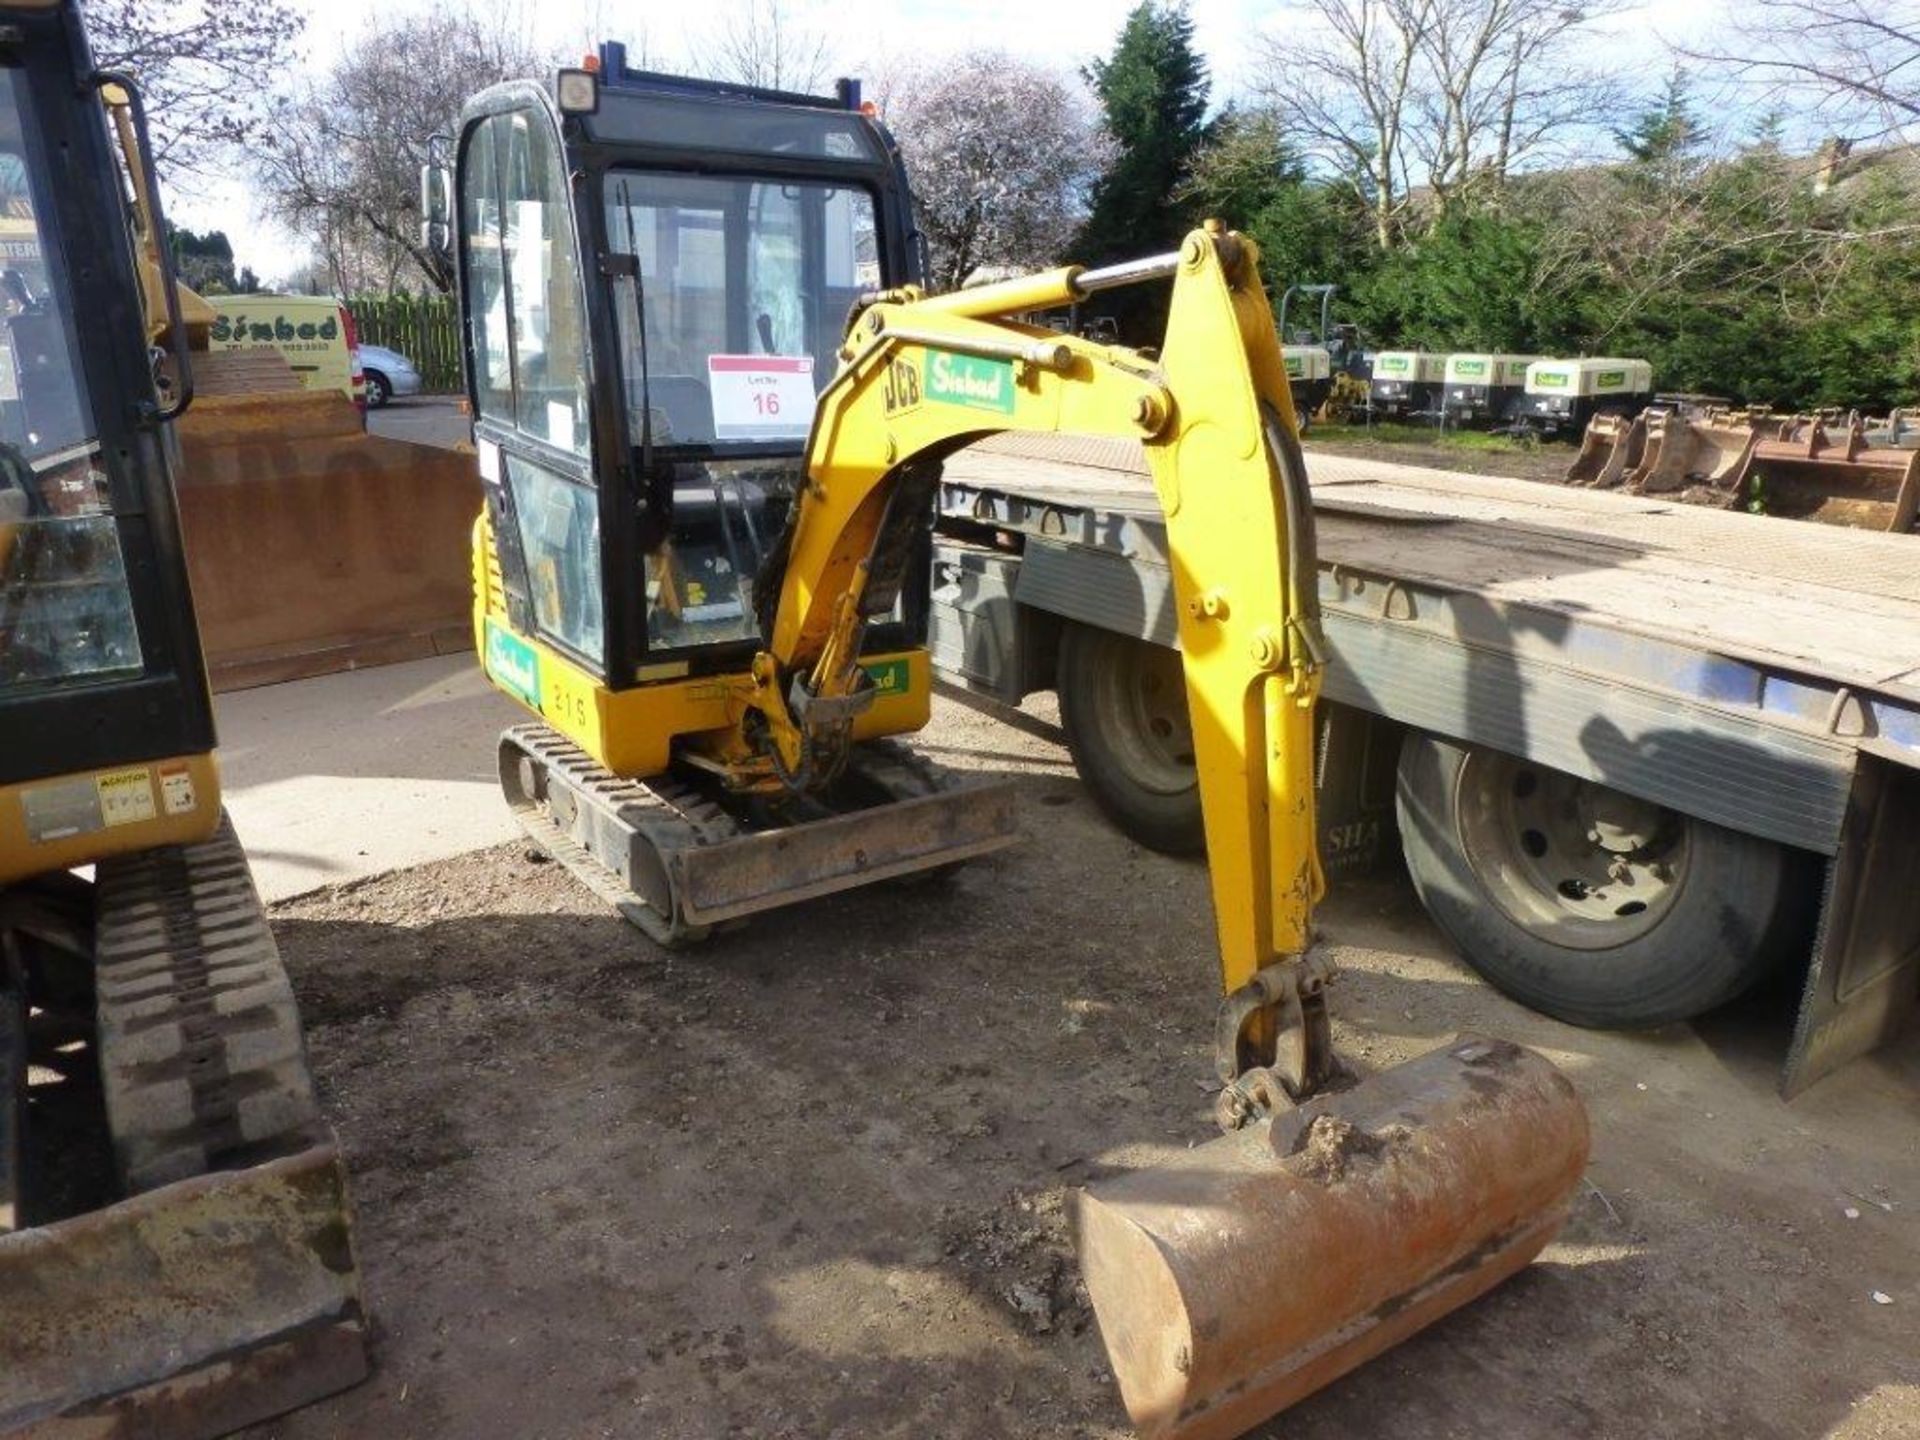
708, 355, 814, 440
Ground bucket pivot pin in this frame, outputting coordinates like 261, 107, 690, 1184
1213, 951, 1339, 1130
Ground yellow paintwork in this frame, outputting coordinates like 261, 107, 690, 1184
768, 226, 1323, 996
0, 753, 221, 887
471, 226, 1321, 999
471, 512, 930, 778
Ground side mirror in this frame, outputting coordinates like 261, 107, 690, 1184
420, 139, 453, 264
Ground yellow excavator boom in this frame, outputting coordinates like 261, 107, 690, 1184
746, 227, 1323, 1015
726, 223, 1592, 1438
442, 64, 1587, 1437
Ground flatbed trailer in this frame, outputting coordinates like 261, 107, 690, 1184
928, 434, 1920, 1095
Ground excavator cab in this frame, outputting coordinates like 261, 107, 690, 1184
438, 49, 1016, 942
446, 46, 923, 681
1, 5, 365, 1433
438, 52, 1591, 1440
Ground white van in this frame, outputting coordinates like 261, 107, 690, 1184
207, 295, 367, 410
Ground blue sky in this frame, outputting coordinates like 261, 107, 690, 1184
166, 0, 1736, 283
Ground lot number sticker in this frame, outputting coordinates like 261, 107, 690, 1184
708, 355, 814, 440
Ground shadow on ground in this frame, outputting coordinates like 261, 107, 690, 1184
248, 775, 1919, 1440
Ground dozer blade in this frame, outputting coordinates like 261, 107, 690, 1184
1074, 1036, 1588, 1440
500, 723, 1020, 944
0, 1145, 365, 1439
173, 353, 481, 690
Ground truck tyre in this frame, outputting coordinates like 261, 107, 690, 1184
1056, 623, 1203, 855
1395, 731, 1796, 1028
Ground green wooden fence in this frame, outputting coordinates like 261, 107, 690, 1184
348, 295, 463, 393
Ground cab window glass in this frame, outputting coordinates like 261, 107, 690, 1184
500, 111, 589, 455
0, 66, 140, 690
459, 116, 512, 420
603, 172, 876, 448
506, 453, 602, 658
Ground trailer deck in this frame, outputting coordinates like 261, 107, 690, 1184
939, 435, 1920, 847
932, 434, 1920, 1091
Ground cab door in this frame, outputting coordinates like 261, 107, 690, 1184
0, 14, 214, 808
456, 95, 606, 678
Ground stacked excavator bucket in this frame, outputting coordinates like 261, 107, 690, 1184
1565, 404, 1768, 496
1566, 403, 1920, 533
173, 352, 481, 690
1730, 415, 1920, 533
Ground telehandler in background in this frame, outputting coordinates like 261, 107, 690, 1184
1, 3, 365, 1435
433, 54, 1591, 1439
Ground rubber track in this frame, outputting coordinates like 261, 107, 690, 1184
92, 813, 322, 1194
502, 724, 742, 943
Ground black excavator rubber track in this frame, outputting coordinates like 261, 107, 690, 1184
91, 812, 325, 1193
500, 722, 743, 945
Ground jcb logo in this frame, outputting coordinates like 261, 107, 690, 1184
883, 356, 920, 415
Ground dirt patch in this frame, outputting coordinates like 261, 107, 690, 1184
1305, 432, 1574, 484
250, 700, 1919, 1440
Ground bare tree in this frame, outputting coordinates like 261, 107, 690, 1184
1253, 0, 1431, 248
1408, 0, 1620, 207
83, 0, 304, 171
1684, 1, 1920, 145
1253, 0, 1620, 248
702, 0, 834, 92
256, 5, 548, 294
883, 51, 1112, 290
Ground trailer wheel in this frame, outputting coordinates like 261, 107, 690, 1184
1056, 624, 1203, 855
1395, 732, 1795, 1028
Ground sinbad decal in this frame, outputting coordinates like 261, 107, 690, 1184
1453, 359, 1487, 378
1376, 354, 1411, 375
924, 350, 1015, 414
860, 657, 911, 695
485, 619, 541, 708
1533, 369, 1569, 389
211, 310, 339, 351
1596, 368, 1628, 389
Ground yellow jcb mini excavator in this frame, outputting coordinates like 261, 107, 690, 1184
435, 55, 1589, 1439
0, 4, 365, 1435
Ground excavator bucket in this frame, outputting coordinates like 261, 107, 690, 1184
1728, 417, 1920, 533
1563, 410, 1641, 487
1075, 1036, 1589, 1440
173, 352, 481, 690
1622, 408, 1764, 494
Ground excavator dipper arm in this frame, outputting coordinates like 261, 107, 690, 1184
727, 226, 1592, 1440
723, 225, 1333, 1100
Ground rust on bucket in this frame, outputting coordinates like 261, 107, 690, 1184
1074, 1036, 1590, 1440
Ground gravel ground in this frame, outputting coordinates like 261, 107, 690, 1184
249, 698, 1919, 1440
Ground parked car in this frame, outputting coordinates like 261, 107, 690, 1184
355, 343, 423, 408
